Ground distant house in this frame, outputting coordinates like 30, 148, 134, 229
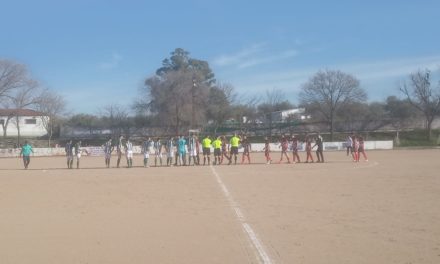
0, 109, 47, 137
270, 108, 310, 122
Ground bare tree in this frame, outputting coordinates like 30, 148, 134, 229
100, 104, 130, 137
0, 60, 28, 100
9, 81, 41, 145
300, 69, 367, 141
400, 69, 440, 141
36, 89, 66, 147
0, 102, 15, 138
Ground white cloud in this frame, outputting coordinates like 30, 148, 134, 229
222, 54, 440, 101
99, 52, 123, 70
212, 44, 298, 69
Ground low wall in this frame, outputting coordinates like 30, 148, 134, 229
0, 141, 393, 158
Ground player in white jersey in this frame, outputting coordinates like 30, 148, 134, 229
116, 135, 124, 168
125, 138, 134, 168
142, 137, 153, 167
153, 137, 163, 167
74, 140, 88, 169
103, 138, 113, 168
166, 136, 175, 166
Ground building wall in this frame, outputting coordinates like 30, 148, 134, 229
0, 116, 47, 137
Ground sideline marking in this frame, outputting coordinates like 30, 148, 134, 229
210, 166, 274, 264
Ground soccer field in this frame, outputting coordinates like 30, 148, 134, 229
0, 149, 439, 264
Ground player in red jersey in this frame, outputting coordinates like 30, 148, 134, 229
278, 135, 291, 164
290, 135, 301, 163
263, 136, 272, 164
357, 136, 368, 161
305, 135, 314, 163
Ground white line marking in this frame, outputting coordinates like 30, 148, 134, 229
210, 166, 274, 264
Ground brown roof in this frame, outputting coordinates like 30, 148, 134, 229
0, 109, 44, 117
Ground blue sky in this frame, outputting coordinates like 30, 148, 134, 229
1, 0, 439, 114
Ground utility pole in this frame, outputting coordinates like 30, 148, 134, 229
191, 77, 196, 129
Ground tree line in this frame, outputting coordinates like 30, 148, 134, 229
2, 48, 440, 145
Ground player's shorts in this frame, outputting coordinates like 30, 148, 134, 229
105, 152, 111, 159
214, 148, 221, 156
203, 147, 210, 155
347, 146, 353, 153
67, 154, 73, 161
117, 150, 123, 157
358, 146, 364, 152
168, 151, 174, 158
155, 151, 162, 158
230, 146, 238, 155
143, 153, 150, 159
23, 155, 30, 163
126, 150, 133, 159
189, 149, 197, 157
178, 151, 186, 157
76, 153, 81, 159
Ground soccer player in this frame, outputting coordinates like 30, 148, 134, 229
116, 135, 124, 168
241, 135, 251, 164
358, 136, 368, 162
178, 135, 187, 166
103, 138, 113, 168
74, 140, 88, 169
291, 135, 301, 163
202, 135, 212, 165
212, 136, 222, 165
166, 136, 175, 166
278, 135, 291, 164
125, 138, 134, 168
220, 135, 231, 164
188, 134, 198, 166
153, 137, 163, 167
142, 137, 153, 167
65, 140, 74, 169
19, 140, 33, 169
305, 136, 314, 163
228, 133, 240, 165
313, 133, 324, 163
346, 133, 353, 156
263, 136, 272, 164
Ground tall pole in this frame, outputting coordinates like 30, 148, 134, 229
191, 78, 196, 129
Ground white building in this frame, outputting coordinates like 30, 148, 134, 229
0, 109, 48, 137
271, 108, 309, 122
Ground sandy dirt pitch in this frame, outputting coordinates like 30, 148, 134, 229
0, 149, 439, 264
